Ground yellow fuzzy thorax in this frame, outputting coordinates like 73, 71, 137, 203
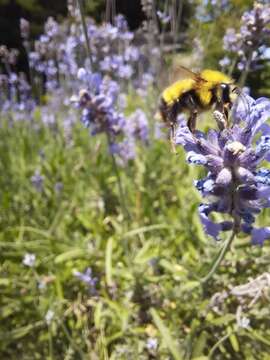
162, 78, 195, 105
200, 69, 232, 85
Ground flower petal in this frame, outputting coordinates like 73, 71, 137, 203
198, 203, 233, 240
255, 168, 270, 185
205, 155, 224, 173
216, 168, 232, 186
251, 227, 270, 246
197, 137, 219, 156
194, 177, 215, 195
255, 135, 270, 161
235, 167, 255, 183
186, 151, 207, 165
175, 125, 200, 152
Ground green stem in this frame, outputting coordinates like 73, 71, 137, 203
238, 50, 253, 87
77, 0, 93, 68
201, 228, 237, 283
208, 330, 233, 358
110, 150, 131, 223
59, 322, 85, 359
106, 133, 131, 222
228, 56, 238, 77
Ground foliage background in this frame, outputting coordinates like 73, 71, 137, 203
1, 0, 270, 359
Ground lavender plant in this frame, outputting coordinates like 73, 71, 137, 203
25, 10, 159, 97
220, 2, 270, 84
72, 67, 149, 164
176, 94, 270, 278
0, 48, 35, 120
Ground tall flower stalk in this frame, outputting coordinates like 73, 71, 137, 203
220, 2, 270, 85
74, 4, 150, 223
176, 95, 270, 280
76, 0, 93, 68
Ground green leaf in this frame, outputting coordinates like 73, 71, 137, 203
180, 281, 200, 292
124, 224, 169, 238
150, 308, 183, 360
229, 333, 239, 352
192, 331, 208, 358
1, 321, 43, 341
0, 278, 10, 286
208, 314, 235, 326
134, 241, 157, 264
247, 330, 270, 347
105, 237, 113, 287
54, 249, 86, 264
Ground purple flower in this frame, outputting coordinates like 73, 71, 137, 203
176, 95, 270, 245
73, 267, 97, 294
73, 70, 141, 164
44, 17, 59, 38
223, 28, 240, 53
31, 170, 44, 192
124, 46, 140, 62
110, 139, 136, 164
118, 64, 133, 79
219, 56, 231, 68
146, 337, 158, 351
157, 10, 171, 25
125, 109, 149, 143
20, 18, 30, 40
221, 3, 270, 71
22, 253, 36, 267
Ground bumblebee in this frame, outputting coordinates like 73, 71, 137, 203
158, 67, 238, 148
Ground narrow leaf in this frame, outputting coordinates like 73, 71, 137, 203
150, 308, 183, 360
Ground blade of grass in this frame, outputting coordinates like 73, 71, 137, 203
105, 237, 113, 287
150, 308, 183, 360
124, 224, 169, 238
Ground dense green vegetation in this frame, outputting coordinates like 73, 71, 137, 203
1, 103, 270, 359
1, 0, 270, 358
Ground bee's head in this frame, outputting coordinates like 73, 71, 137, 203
218, 83, 239, 104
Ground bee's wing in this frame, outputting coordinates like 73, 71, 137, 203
174, 66, 207, 83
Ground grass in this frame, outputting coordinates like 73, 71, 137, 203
1, 103, 270, 359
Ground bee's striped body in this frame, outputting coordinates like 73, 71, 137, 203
159, 69, 234, 134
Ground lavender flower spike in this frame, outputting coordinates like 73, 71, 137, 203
176, 94, 270, 246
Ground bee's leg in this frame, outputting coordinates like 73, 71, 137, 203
170, 122, 177, 154
223, 103, 231, 126
168, 104, 178, 153
214, 101, 230, 129
187, 109, 198, 133
186, 95, 198, 133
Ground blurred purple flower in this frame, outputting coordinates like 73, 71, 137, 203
126, 109, 149, 143
54, 182, 63, 194
157, 10, 171, 25
219, 56, 231, 68
176, 94, 270, 245
31, 170, 44, 192
73, 267, 97, 294
146, 337, 158, 351
23, 253, 36, 267
110, 139, 136, 164
20, 18, 30, 40
44, 17, 59, 38
221, 3, 270, 71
